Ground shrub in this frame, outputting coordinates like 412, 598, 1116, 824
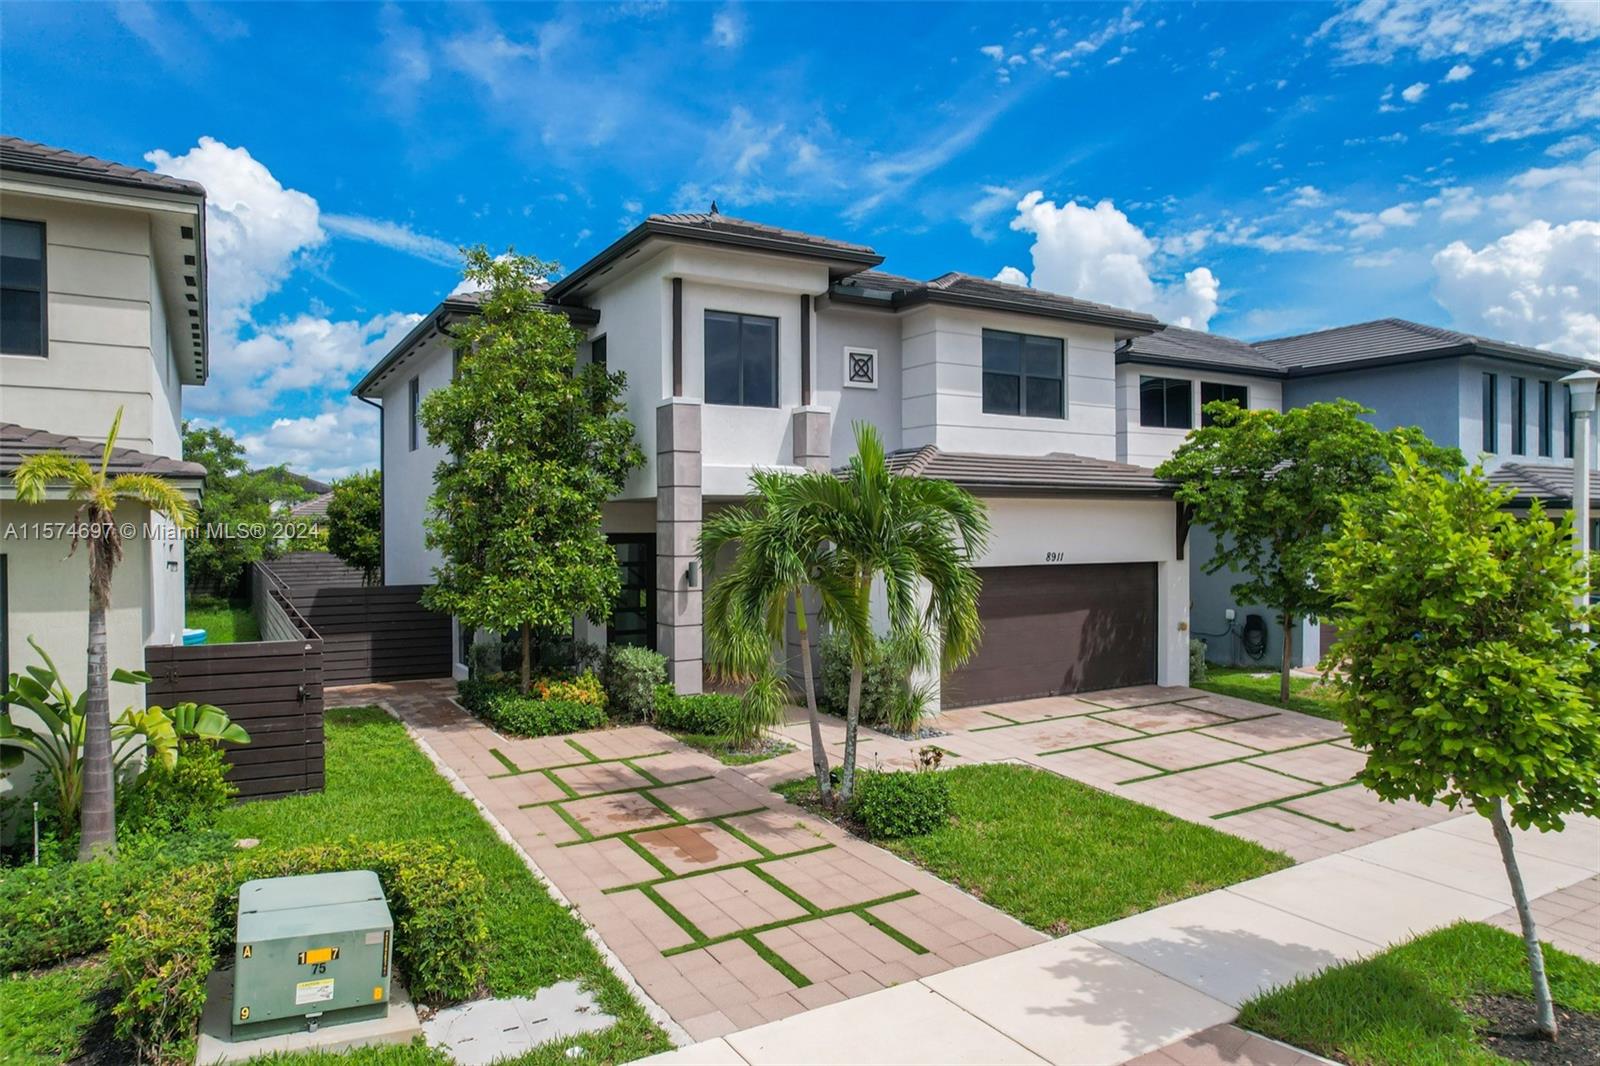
850, 770, 950, 839
107, 839, 486, 1061
817, 632, 898, 722
1189, 638, 1209, 684
653, 685, 740, 735
466, 680, 607, 737
120, 741, 236, 841
603, 646, 667, 720
532, 671, 605, 707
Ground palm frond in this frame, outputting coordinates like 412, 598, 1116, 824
12, 452, 94, 503
100, 406, 126, 478
109, 473, 197, 529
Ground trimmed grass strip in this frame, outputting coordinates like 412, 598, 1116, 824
543, 768, 580, 799
488, 748, 522, 775
742, 934, 812, 988
600, 844, 837, 895
637, 885, 708, 945
625, 758, 666, 787
564, 737, 601, 761
1212, 780, 1350, 820
712, 818, 777, 859
660, 890, 919, 957
518, 775, 715, 810
747, 864, 822, 915
550, 802, 595, 841
618, 833, 676, 879
555, 807, 771, 847
857, 908, 929, 955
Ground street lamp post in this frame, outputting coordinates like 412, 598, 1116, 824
1560, 368, 1599, 610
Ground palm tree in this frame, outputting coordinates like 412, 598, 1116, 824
12, 407, 196, 858
700, 470, 862, 799
789, 423, 990, 803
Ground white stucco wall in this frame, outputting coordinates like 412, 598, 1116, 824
1115, 363, 1284, 468
814, 304, 904, 459
376, 334, 453, 585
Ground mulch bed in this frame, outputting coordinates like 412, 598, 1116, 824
1469, 994, 1600, 1066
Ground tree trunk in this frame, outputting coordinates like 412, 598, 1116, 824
839, 660, 863, 805
1489, 798, 1559, 1040
1279, 613, 1295, 706
519, 622, 532, 695
793, 593, 831, 802
78, 533, 117, 860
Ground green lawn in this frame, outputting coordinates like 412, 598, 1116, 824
2, 706, 670, 1065
1194, 665, 1342, 720
776, 762, 1291, 934
213, 706, 670, 1064
186, 595, 260, 644
0, 957, 113, 1063
1238, 922, 1600, 1065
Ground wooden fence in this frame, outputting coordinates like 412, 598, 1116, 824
144, 638, 324, 800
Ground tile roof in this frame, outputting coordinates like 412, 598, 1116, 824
0, 135, 205, 196
289, 490, 334, 519
1252, 317, 1589, 372
1, 423, 207, 480
646, 212, 879, 258
1119, 324, 1286, 375
831, 271, 1160, 335
874, 445, 1173, 496
1487, 462, 1600, 508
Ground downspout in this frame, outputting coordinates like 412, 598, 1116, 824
356, 392, 384, 586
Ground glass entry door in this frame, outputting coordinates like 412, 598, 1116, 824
608, 535, 656, 649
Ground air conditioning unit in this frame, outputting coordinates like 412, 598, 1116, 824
231, 870, 394, 1039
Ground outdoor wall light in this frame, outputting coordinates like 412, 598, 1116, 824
685, 560, 700, 588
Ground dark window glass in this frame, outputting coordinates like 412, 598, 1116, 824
1482, 373, 1498, 453
1139, 376, 1193, 429
1, 219, 45, 357
1512, 377, 1527, 454
1199, 382, 1248, 427
591, 334, 607, 371
1539, 380, 1553, 458
982, 329, 1064, 417
704, 311, 778, 407
408, 376, 420, 451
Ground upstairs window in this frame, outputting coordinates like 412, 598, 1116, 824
408, 376, 420, 451
1482, 373, 1498, 453
1539, 380, 1553, 458
982, 329, 1064, 418
1, 219, 45, 357
1512, 376, 1527, 455
705, 311, 778, 407
1139, 376, 1193, 429
591, 334, 607, 371
1199, 381, 1248, 427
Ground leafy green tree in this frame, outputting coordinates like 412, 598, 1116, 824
1325, 456, 1599, 1041
420, 248, 644, 694
11, 407, 196, 858
181, 423, 309, 594
701, 470, 861, 789
1156, 399, 1460, 704
790, 423, 988, 804
326, 470, 382, 585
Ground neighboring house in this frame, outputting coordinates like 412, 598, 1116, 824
287, 489, 333, 527
1119, 317, 1596, 668
357, 214, 1193, 706
0, 135, 209, 703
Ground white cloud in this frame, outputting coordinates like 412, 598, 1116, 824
1003, 191, 1220, 329
1451, 60, 1600, 141
1433, 219, 1600, 360
145, 137, 324, 333
1445, 63, 1474, 82
1401, 81, 1428, 103
1353, 249, 1401, 268
1336, 202, 1418, 240
1317, 0, 1600, 63
993, 265, 1030, 286
1547, 134, 1596, 157
979, 44, 1005, 61
963, 184, 1020, 240
708, 5, 744, 48
322, 215, 459, 266
1203, 90, 1222, 102
239, 399, 381, 482
1291, 185, 1327, 207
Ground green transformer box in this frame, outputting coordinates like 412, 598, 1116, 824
231, 870, 394, 1039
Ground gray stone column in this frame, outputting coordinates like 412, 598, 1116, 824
792, 406, 832, 472
656, 398, 703, 693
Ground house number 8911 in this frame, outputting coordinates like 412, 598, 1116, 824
1044, 551, 1066, 563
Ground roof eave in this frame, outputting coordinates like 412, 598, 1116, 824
1116, 351, 1288, 378
898, 288, 1160, 337
547, 219, 884, 302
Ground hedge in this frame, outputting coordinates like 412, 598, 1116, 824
106, 839, 486, 1062
652, 685, 741, 735
851, 770, 951, 839
457, 677, 607, 737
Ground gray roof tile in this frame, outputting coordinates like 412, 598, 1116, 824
1120, 324, 1286, 375
1, 423, 207, 480
0, 135, 206, 196
1253, 317, 1589, 372
646, 212, 879, 258
870, 445, 1172, 496
1487, 462, 1600, 508
831, 271, 1160, 334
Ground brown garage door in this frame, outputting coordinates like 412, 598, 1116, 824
944, 563, 1157, 707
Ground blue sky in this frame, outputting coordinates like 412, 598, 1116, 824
3, 1, 1597, 479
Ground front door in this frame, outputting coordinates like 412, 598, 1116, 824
608, 535, 656, 650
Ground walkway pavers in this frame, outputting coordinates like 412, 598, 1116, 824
334, 680, 1044, 1043
1124, 1025, 1335, 1066
1490, 874, 1600, 963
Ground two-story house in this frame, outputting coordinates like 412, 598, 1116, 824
0, 135, 209, 698
1119, 317, 1596, 668
356, 213, 1195, 707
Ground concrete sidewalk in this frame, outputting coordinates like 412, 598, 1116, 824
641, 811, 1600, 1065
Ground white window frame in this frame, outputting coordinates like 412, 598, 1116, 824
842, 346, 878, 390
